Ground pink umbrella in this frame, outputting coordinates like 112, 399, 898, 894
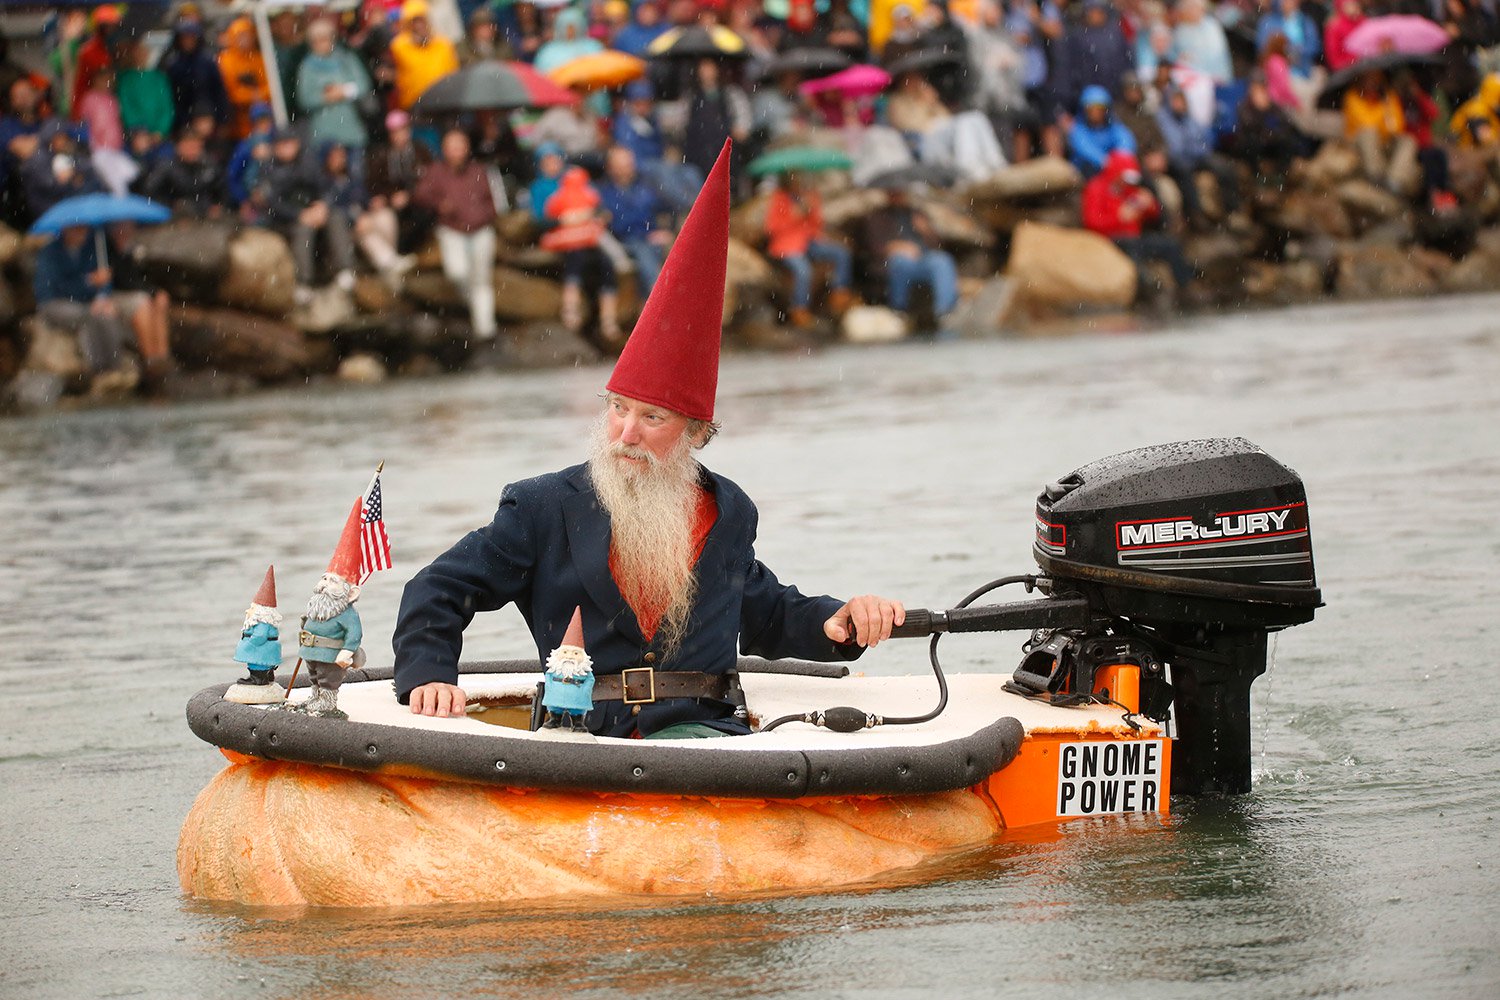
800, 64, 892, 99
1345, 15, 1450, 58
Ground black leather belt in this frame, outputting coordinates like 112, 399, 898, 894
592, 668, 731, 705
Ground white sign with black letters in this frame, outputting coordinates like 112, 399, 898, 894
1056, 740, 1164, 817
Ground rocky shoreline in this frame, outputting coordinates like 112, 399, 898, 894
4, 144, 1498, 415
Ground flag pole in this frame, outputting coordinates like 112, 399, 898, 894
362, 460, 384, 501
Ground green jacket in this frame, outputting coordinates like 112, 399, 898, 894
118, 69, 175, 137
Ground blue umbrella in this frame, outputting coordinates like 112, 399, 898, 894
29, 193, 171, 235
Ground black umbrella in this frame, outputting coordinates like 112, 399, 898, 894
866, 163, 962, 190
412, 61, 576, 116
1316, 51, 1441, 109
646, 25, 750, 60
753, 47, 854, 80
884, 47, 964, 77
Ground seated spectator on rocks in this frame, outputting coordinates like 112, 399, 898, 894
33, 224, 132, 379
22, 124, 101, 218
260, 127, 358, 302
613, 79, 665, 165
117, 40, 174, 145
1394, 71, 1456, 211
322, 143, 365, 224
389, 0, 459, 111
764, 170, 854, 329
1156, 85, 1241, 226
219, 16, 271, 141
598, 145, 669, 295
1068, 85, 1136, 177
922, 107, 1009, 182
752, 71, 804, 144
359, 108, 432, 281
415, 128, 498, 340
1082, 149, 1194, 295
138, 128, 226, 218
543, 166, 617, 342
1344, 69, 1418, 195
1259, 34, 1304, 114
1451, 73, 1500, 150
1227, 73, 1303, 179
298, 18, 372, 178
887, 71, 951, 140
227, 103, 275, 211
528, 142, 566, 221
862, 184, 958, 329
0, 78, 50, 226
105, 220, 175, 387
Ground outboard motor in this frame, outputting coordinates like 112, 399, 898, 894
880, 438, 1320, 796
1030, 437, 1320, 795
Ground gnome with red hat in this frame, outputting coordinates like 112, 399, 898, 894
393, 140, 905, 735
293, 501, 367, 719
539, 607, 596, 735
225, 566, 285, 705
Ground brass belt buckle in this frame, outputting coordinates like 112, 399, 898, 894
298, 630, 316, 646
621, 666, 656, 705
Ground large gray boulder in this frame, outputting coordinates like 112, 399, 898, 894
1006, 221, 1136, 311
169, 304, 315, 381
218, 227, 297, 318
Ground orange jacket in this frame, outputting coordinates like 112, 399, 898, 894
764, 188, 823, 258
218, 19, 270, 139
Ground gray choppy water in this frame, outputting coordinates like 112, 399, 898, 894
2, 296, 1498, 999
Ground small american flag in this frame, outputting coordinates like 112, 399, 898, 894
359, 467, 393, 584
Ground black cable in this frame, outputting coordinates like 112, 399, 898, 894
759, 574, 1039, 732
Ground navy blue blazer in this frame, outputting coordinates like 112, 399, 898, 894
391, 463, 858, 735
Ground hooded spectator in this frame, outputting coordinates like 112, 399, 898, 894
543, 165, 616, 341
1323, 0, 1365, 75
219, 16, 272, 140
158, 20, 228, 132
1451, 73, 1500, 149
118, 40, 174, 142
297, 18, 372, 159
1171, 0, 1232, 85
1081, 149, 1193, 294
137, 127, 226, 218
1067, 84, 1136, 176
535, 7, 604, 73
613, 0, 669, 56
227, 102, 275, 207
390, 0, 460, 110
458, 7, 510, 65
259, 127, 358, 299
1055, 0, 1134, 113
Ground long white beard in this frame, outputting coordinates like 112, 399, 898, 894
305, 577, 354, 622
587, 417, 702, 659
244, 603, 283, 628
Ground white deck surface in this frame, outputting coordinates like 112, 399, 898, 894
277, 671, 1160, 750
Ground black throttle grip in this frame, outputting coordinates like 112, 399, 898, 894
887, 608, 936, 639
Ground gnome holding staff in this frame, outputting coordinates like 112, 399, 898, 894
539, 607, 595, 735
293, 501, 367, 719
225, 566, 284, 705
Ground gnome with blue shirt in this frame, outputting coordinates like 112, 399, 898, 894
539, 606, 594, 735
225, 566, 285, 705
293, 500, 367, 719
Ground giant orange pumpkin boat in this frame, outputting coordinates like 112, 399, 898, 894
179, 438, 1320, 907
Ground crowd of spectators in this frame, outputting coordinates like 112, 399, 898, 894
8, 0, 1500, 363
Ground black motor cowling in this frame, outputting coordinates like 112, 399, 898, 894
1035, 438, 1321, 795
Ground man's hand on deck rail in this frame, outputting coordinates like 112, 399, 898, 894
409, 682, 468, 718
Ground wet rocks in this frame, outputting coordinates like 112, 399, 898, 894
962, 156, 1081, 202
841, 304, 909, 344
493, 266, 563, 322
168, 304, 314, 381
1335, 245, 1438, 299
336, 352, 388, 384
218, 228, 297, 318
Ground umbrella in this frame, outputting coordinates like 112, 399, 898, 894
884, 47, 964, 77
748, 146, 854, 176
30, 192, 171, 270
646, 25, 749, 60
866, 163, 961, 190
413, 61, 577, 115
754, 47, 854, 80
548, 50, 647, 91
1316, 51, 1441, 108
30, 193, 170, 234
1345, 15, 1450, 59
800, 64, 892, 99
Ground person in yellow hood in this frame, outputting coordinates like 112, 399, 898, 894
1451, 73, 1500, 148
389, 0, 459, 111
218, 17, 270, 140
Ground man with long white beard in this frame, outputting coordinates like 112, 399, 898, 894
295, 506, 368, 718
392, 141, 904, 738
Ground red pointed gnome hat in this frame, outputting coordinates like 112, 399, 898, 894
252, 565, 277, 606
606, 139, 731, 422
326, 499, 363, 582
561, 607, 585, 648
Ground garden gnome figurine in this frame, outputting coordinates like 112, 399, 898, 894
540, 607, 594, 734
293, 501, 366, 719
225, 566, 284, 705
